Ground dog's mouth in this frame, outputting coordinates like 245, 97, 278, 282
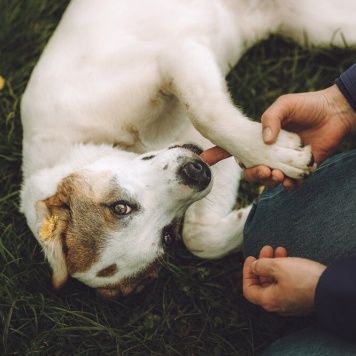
168, 143, 203, 156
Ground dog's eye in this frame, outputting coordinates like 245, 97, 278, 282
163, 232, 173, 246
112, 202, 132, 216
162, 227, 176, 249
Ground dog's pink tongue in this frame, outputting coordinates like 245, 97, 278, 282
199, 146, 231, 166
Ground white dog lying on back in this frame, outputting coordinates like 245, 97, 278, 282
20, 0, 356, 298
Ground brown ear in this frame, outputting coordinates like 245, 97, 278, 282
35, 193, 70, 290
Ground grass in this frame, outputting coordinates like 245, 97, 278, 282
1, 1, 356, 355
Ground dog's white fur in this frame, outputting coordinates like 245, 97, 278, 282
20, 0, 356, 296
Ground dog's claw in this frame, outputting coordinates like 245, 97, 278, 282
307, 153, 315, 167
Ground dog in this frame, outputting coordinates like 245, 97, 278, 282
20, 0, 356, 298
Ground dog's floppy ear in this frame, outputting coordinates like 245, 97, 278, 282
35, 190, 71, 290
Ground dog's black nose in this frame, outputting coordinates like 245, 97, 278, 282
178, 159, 211, 191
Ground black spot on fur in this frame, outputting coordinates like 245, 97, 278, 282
169, 144, 203, 155
142, 155, 155, 161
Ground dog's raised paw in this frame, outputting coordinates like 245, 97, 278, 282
235, 122, 317, 179
273, 129, 317, 178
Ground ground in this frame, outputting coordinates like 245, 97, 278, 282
1, 1, 356, 355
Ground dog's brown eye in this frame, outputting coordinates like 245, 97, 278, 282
113, 203, 132, 216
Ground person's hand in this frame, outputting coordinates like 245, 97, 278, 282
243, 246, 326, 316
199, 146, 231, 166
244, 84, 356, 190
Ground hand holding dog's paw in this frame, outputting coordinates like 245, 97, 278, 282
242, 84, 356, 187
265, 128, 316, 179
231, 121, 316, 180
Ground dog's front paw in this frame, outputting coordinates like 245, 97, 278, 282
269, 128, 316, 178
182, 206, 251, 259
236, 122, 316, 179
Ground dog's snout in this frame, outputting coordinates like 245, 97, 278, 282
178, 159, 211, 191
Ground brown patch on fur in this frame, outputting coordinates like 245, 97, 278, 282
150, 89, 172, 107
125, 123, 139, 137
42, 173, 118, 279
112, 124, 145, 153
36, 192, 71, 289
96, 261, 159, 299
38, 170, 160, 295
102, 205, 117, 224
150, 93, 161, 107
96, 264, 118, 278
60, 174, 111, 275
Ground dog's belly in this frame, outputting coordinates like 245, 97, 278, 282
21, 0, 247, 160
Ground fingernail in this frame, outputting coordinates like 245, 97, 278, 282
251, 261, 257, 273
263, 127, 272, 142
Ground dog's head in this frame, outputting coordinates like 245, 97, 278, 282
35, 144, 212, 298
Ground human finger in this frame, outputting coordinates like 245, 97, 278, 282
275, 246, 287, 258
242, 256, 265, 303
259, 245, 274, 258
263, 169, 285, 188
243, 167, 285, 189
282, 177, 305, 191
251, 258, 276, 278
258, 246, 275, 285
199, 146, 231, 166
243, 165, 272, 183
242, 256, 258, 285
261, 94, 296, 144
261, 110, 283, 144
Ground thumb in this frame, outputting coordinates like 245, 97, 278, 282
261, 116, 281, 144
261, 98, 290, 144
251, 258, 276, 278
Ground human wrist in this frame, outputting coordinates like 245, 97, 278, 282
323, 84, 356, 133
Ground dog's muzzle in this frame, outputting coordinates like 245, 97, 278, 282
178, 159, 211, 191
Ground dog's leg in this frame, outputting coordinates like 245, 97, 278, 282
160, 41, 314, 179
176, 127, 250, 259
182, 154, 251, 259
272, 1, 356, 47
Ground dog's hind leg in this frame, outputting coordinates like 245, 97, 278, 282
159, 41, 315, 180
273, 0, 356, 48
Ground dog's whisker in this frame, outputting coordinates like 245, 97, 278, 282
156, 255, 180, 276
